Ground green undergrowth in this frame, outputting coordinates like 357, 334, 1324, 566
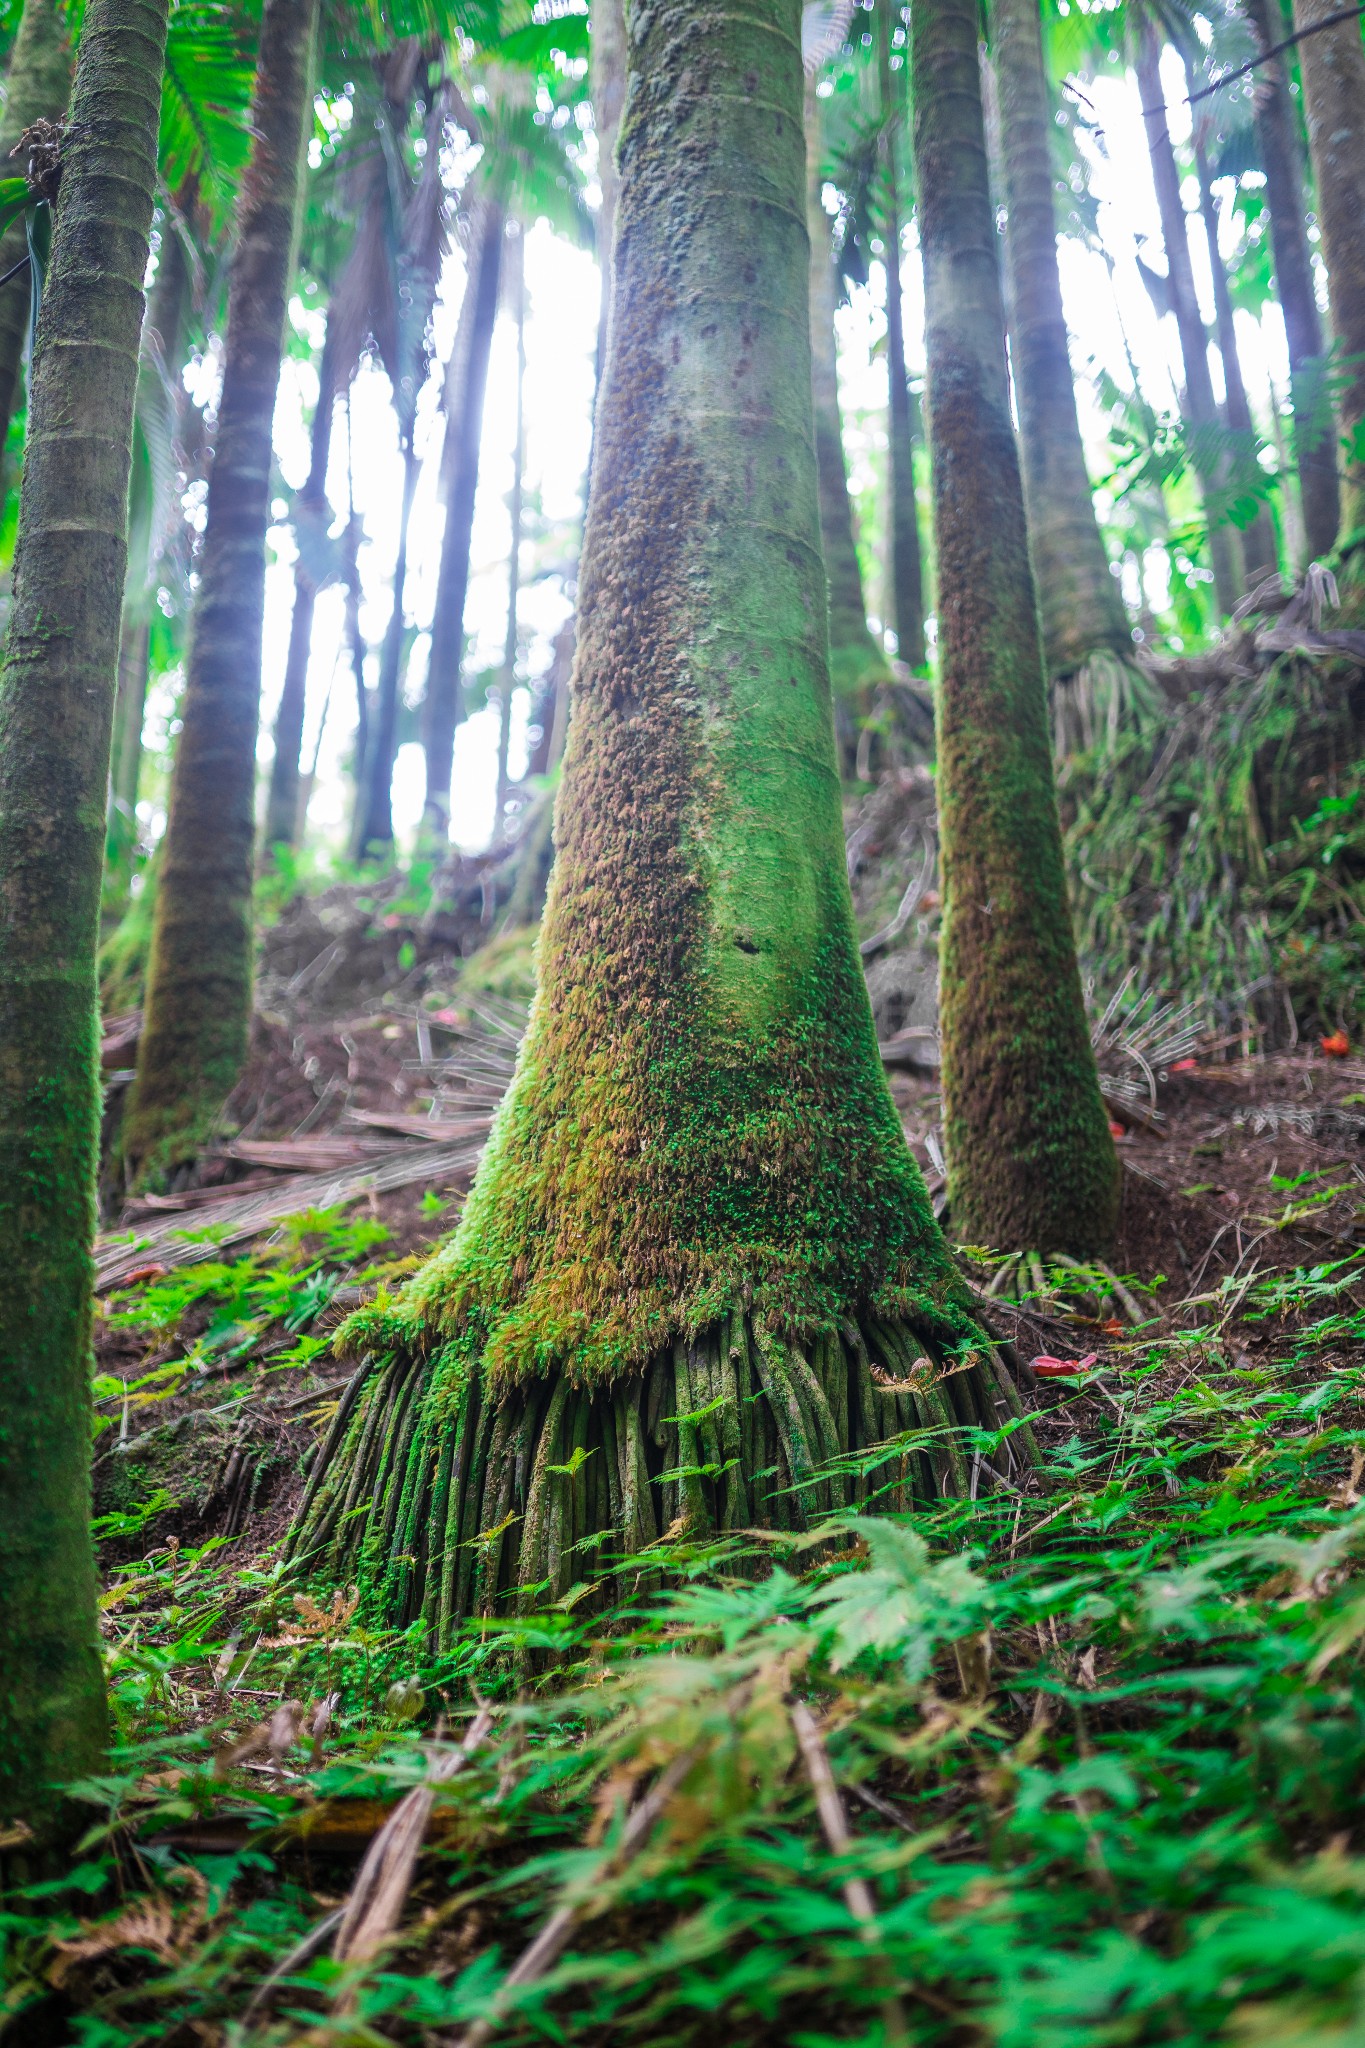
6, 1259, 1365, 2044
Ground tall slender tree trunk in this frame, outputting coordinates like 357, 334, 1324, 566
804, 74, 888, 718
290, 0, 1029, 1634
911, 0, 1118, 1252
263, 320, 339, 855
0, 0, 71, 471
422, 199, 503, 832
1244, 0, 1338, 560
0, 0, 167, 1834
125, 0, 319, 1178
879, 2, 925, 668
1291, 0, 1365, 545
1189, 99, 1278, 581
591, 0, 627, 389
492, 228, 525, 846
1135, 24, 1242, 616
988, 0, 1133, 682
354, 439, 420, 858
107, 208, 192, 870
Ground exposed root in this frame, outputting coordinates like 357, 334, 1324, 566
287, 1314, 1036, 1641
980, 1251, 1148, 1327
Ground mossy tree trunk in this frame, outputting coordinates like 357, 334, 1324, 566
1135, 23, 1242, 617
878, 3, 926, 670
290, 0, 1031, 1636
1244, 0, 1339, 561
987, 0, 1134, 687
263, 319, 339, 856
0, 0, 167, 1834
910, 0, 1119, 1253
1291, 0, 1365, 546
0, 0, 71, 472
124, 0, 319, 1178
422, 198, 503, 834
804, 73, 889, 727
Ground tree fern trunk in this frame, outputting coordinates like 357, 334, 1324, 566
1135, 25, 1241, 618
0, 0, 167, 1833
911, 0, 1119, 1253
422, 199, 503, 834
1291, 0, 1365, 546
1244, 0, 1338, 561
125, 0, 320, 1178
289, 0, 1029, 1636
0, 0, 71, 470
988, 0, 1132, 680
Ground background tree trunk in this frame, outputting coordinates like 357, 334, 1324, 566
492, 226, 525, 846
1244, 0, 1339, 560
804, 73, 888, 723
1291, 0, 1365, 544
422, 199, 503, 833
0, 0, 167, 1833
1136, 24, 1242, 616
0, 0, 71, 470
879, 3, 926, 667
262, 319, 339, 855
911, 0, 1119, 1252
988, 0, 1133, 680
289, 0, 1023, 1634
125, 0, 320, 1178
353, 437, 419, 857
591, 0, 626, 389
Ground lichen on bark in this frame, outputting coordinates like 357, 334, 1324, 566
911, 0, 1119, 1255
289, 0, 1031, 1637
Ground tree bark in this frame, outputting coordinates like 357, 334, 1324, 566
262, 319, 339, 855
879, 2, 926, 667
1244, 0, 1338, 560
591, 0, 627, 388
988, 0, 1133, 679
804, 73, 888, 716
422, 199, 503, 832
911, 0, 1119, 1252
0, 0, 71, 469
492, 227, 525, 846
0, 0, 167, 1834
125, 0, 319, 1178
289, 0, 1027, 1637
1188, 89, 1278, 581
1291, 0, 1365, 543
353, 437, 419, 857
1135, 24, 1242, 616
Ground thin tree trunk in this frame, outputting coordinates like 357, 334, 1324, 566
263, 319, 339, 855
0, 0, 167, 1834
1291, 0, 1365, 545
1135, 24, 1242, 616
988, 0, 1133, 679
804, 73, 888, 718
879, 3, 925, 667
354, 438, 420, 858
1190, 103, 1278, 581
911, 0, 1119, 1252
109, 611, 151, 833
493, 229, 525, 846
422, 200, 503, 832
1244, 0, 1338, 559
125, 0, 319, 1178
591, 0, 626, 390
288, 0, 1025, 1635
0, 0, 71, 470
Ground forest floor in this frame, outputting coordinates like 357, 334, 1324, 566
6, 793, 1365, 2045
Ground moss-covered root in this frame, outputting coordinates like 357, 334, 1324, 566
287, 1317, 1035, 1641
0, 0, 169, 1834
910, 0, 1119, 1256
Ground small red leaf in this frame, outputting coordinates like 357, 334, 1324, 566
1030, 1352, 1100, 1379
1171, 1058, 1198, 1072
1321, 1030, 1350, 1057
119, 1263, 167, 1288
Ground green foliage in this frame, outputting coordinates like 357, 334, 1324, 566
10, 1260, 1365, 2041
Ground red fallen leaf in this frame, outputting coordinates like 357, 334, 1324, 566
1099, 1318, 1126, 1337
1030, 1352, 1099, 1379
1171, 1057, 1198, 1072
118, 1264, 167, 1288
1108, 1120, 1128, 1139
1321, 1030, 1350, 1057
